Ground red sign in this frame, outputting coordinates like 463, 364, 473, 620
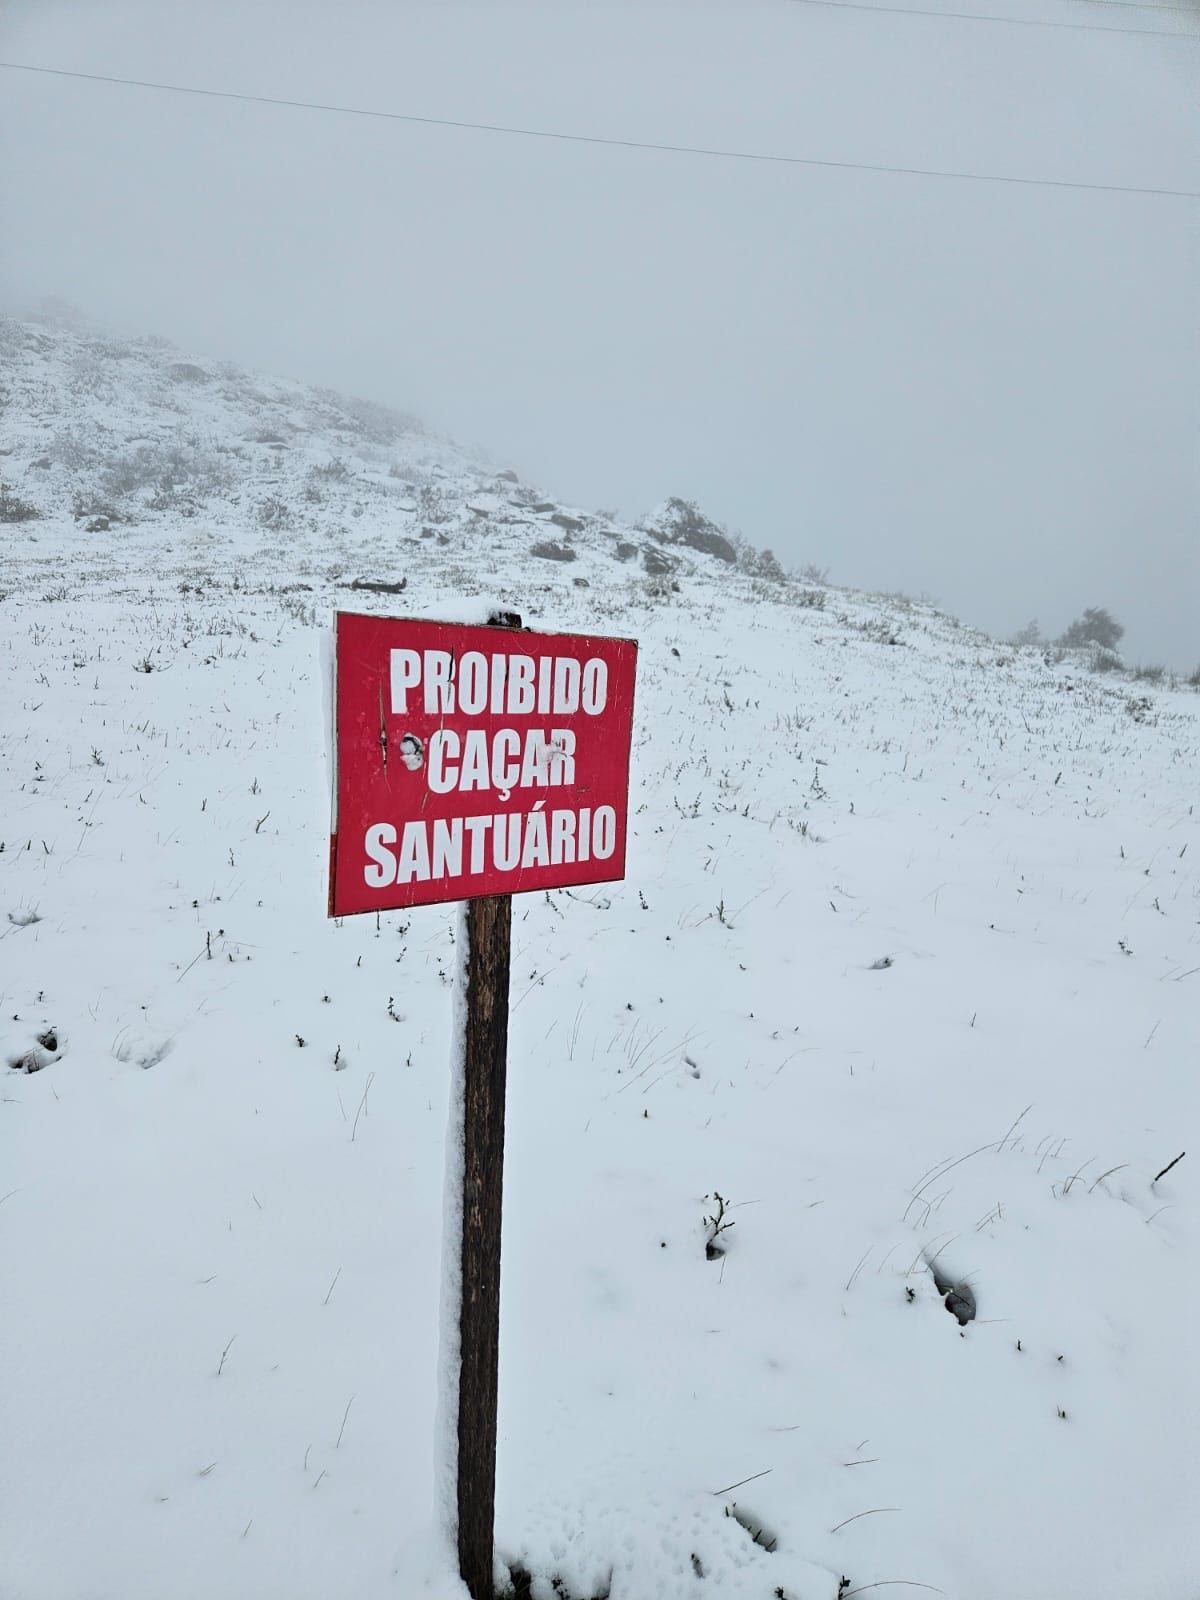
329, 613, 638, 916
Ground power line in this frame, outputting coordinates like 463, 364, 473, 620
1060, 0, 1199, 12
785, 0, 1200, 35
1, 60, 1196, 200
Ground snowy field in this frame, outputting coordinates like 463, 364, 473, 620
2, 318, 1197, 1600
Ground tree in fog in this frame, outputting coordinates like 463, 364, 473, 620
1058, 607, 1124, 651
1011, 619, 1044, 648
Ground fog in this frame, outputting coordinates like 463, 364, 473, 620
3, 0, 1197, 666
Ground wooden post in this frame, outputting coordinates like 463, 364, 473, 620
456, 611, 520, 1600
456, 893, 511, 1599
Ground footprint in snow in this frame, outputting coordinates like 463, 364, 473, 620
925, 1254, 977, 1326
4, 1023, 65, 1074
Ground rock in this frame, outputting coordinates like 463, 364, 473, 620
653, 497, 738, 563
348, 576, 407, 595
530, 540, 577, 563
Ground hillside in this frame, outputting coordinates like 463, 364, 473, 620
1, 315, 1197, 1600
0, 314, 781, 600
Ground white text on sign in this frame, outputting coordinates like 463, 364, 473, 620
364, 805, 618, 887
390, 650, 609, 717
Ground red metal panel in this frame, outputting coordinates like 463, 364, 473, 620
329, 612, 638, 915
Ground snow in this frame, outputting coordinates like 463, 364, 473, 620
1, 315, 1197, 1600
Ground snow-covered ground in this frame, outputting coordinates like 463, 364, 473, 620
2, 316, 1197, 1600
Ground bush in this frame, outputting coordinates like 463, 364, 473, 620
1132, 663, 1167, 683
257, 496, 293, 530
0, 482, 40, 522
72, 492, 122, 525
855, 617, 902, 645
640, 574, 678, 602
747, 547, 786, 581
1126, 694, 1154, 723
50, 428, 105, 470
416, 485, 451, 525
1089, 649, 1122, 674
1059, 607, 1124, 651
1011, 619, 1044, 648
98, 439, 233, 504
67, 352, 115, 398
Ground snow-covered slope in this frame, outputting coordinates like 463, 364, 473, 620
0, 314, 770, 600
2, 317, 1197, 1600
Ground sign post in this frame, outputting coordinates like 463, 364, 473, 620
329, 609, 637, 1600
457, 888, 511, 1599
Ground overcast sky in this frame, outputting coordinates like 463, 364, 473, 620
3, 0, 1197, 665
